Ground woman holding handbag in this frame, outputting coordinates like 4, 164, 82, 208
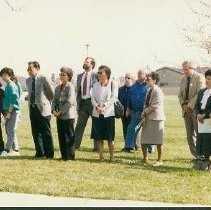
91, 65, 118, 162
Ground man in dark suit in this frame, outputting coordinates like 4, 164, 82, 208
26, 61, 54, 158
75, 57, 98, 151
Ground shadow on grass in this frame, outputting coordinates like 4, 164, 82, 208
20, 147, 60, 152
117, 159, 194, 173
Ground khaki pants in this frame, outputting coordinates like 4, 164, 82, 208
184, 112, 197, 158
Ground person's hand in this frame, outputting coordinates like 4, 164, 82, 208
141, 112, 146, 119
186, 107, 193, 116
197, 114, 205, 123
182, 104, 188, 114
53, 110, 58, 117
125, 109, 131, 117
5, 112, 11, 119
96, 105, 103, 114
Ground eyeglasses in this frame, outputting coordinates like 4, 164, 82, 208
97, 72, 102, 74
125, 77, 131, 79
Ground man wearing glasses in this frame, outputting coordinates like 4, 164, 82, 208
75, 57, 98, 151
124, 69, 149, 152
118, 73, 134, 150
26, 61, 54, 158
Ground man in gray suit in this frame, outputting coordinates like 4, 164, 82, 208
178, 61, 205, 159
26, 61, 54, 158
75, 57, 98, 151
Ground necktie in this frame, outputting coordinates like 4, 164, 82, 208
83, 73, 88, 96
185, 76, 191, 101
145, 89, 152, 107
30, 78, 35, 104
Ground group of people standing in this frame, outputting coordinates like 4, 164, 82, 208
0, 58, 210, 170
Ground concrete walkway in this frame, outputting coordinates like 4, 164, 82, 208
0, 192, 206, 207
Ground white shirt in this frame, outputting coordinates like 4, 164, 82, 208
201, 88, 211, 109
81, 71, 92, 99
91, 80, 118, 118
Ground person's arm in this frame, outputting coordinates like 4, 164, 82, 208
143, 89, 162, 117
91, 84, 98, 108
103, 81, 118, 109
43, 77, 54, 101
51, 86, 59, 116
178, 77, 186, 107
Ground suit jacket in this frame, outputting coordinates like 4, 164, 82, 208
195, 88, 211, 118
26, 74, 54, 117
52, 82, 75, 120
76, 71, 98, 108
178, 71, 205, 111
143, 85, 165, 121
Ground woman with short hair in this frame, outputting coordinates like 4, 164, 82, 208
91, 65, 118, 162
141, 72, 165, 166
52, 67, 75, 161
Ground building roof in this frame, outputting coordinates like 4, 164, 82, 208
156, 67, 183, 75
156, 66, 209, 75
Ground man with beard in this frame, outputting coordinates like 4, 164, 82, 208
75, 57, 98, 151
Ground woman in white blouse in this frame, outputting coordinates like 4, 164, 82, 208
91, 65, 118, 162
195, 69, 211, 171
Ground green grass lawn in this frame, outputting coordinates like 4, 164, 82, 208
0, 95, 211, 205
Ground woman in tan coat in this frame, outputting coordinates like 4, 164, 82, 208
141, 72, 165, 166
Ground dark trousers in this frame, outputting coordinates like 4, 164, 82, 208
30, 105, 54, 158
0, 117, 4, 152
57, 118, 75, 160
121, 115, 131, 142
75, 99, 98, 150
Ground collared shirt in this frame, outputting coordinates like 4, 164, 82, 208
126, 81, 148, 112
81, 71, 92, 99
201, 88, 211, 109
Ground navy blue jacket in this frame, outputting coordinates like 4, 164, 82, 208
118, 85, 131, 109
126, 81, 148, 112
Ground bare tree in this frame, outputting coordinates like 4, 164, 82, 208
182, 0, 211, 54
4, 0, 28, 12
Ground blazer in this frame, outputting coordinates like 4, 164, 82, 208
178, 71, 205, 110
52, 82, 75, 120
195, 88, 211, 118
143, 85, 165, 121
76, 71, 98, 107
26, 74, 54, 117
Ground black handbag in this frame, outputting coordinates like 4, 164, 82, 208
111, 81, 124, 118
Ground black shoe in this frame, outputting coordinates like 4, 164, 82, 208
124, 147, 135, 153
34, 153, 45, 158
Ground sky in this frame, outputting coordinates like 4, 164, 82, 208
0, 0, 210, 79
